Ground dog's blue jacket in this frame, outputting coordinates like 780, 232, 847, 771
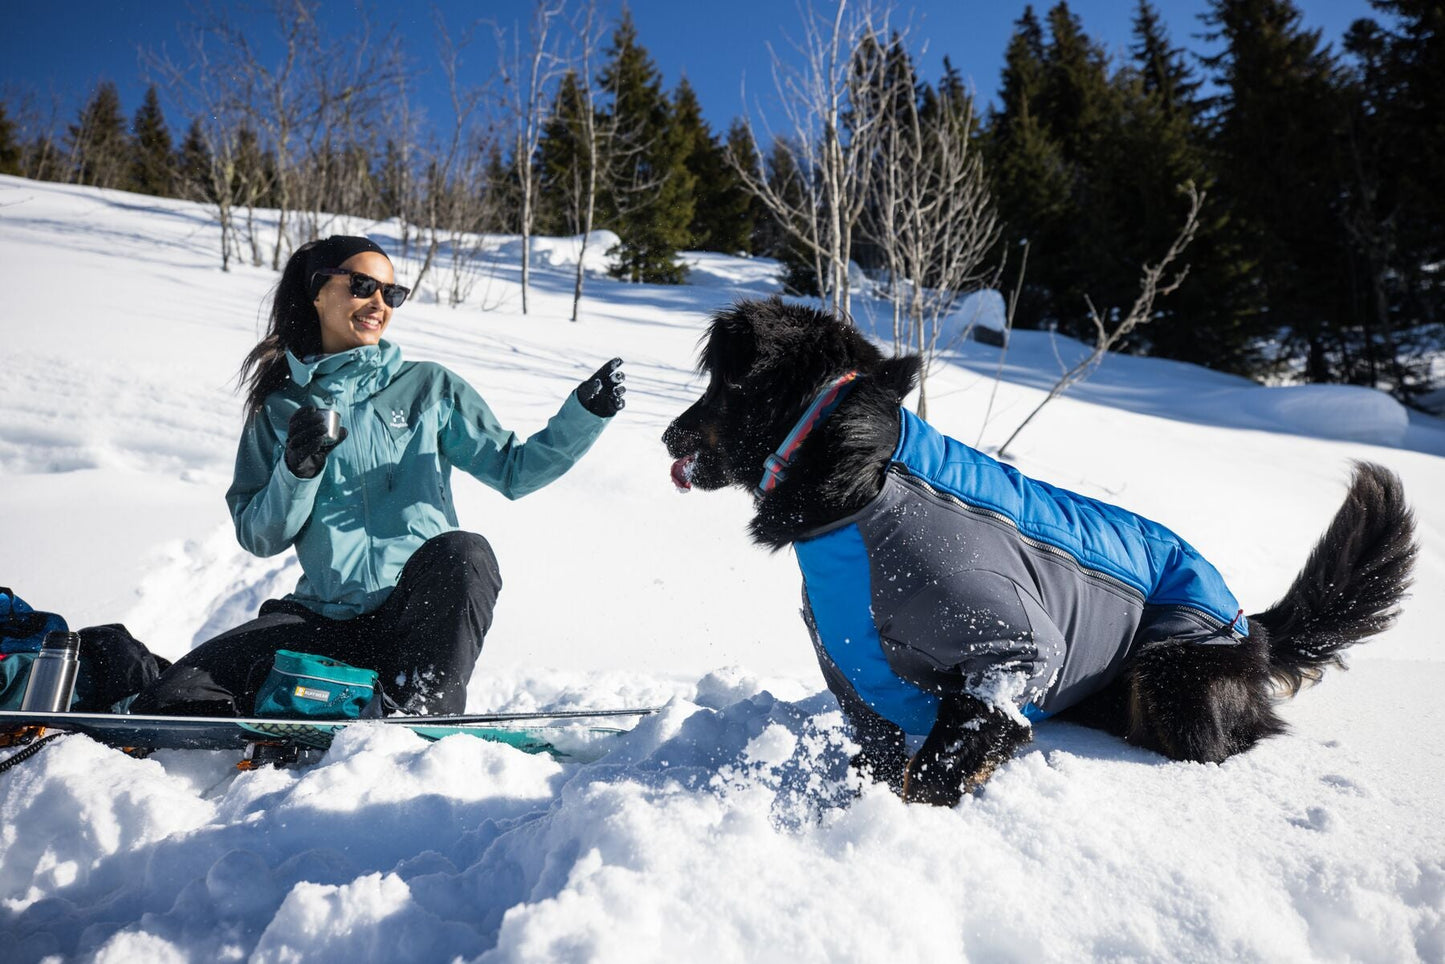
795, 408, 1247, 737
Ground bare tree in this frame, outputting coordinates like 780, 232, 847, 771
166, 1, 404, 268
860, 57, 1001, 418
410, 12, 488, 298
995, 183, 1204, 458
144, 36, 251, 270
495, 1, 567, 315
728, 0, 894, 316
560, 1, 611, 322
8, 88, 67, 184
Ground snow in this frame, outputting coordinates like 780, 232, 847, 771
1, 173, 1444, 962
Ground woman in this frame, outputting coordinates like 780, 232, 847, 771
133, 235, 625, 716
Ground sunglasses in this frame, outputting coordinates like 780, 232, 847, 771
313, 268, 411, 308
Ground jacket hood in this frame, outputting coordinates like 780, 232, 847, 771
286, 340, 404, 398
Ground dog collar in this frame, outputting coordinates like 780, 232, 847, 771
756, 370, 861, 497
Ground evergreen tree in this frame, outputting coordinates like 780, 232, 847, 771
232, 125, 274, 208
1113, 1, 1259, 371
1131, 0, 1202, 121
1040, 2, 1133, 333
536, 69, 591, 236
596, 11, 694, 284
1202, 0, 1353, 383
673, 78, 750, 253
481, 144, 522, 235
68, 81, 130, 190
0, 101, 21, 176
177, 117, 214, 202
130, 85, 175, 196
1340, 1, 1445, 397
757, 137, 819, 296
985, 4, 1120, 336
851, 30, 923, 276
723, 118, 766, 256
986, 7, 1069, 328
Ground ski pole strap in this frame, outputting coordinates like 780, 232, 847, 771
756, 371, 862, 497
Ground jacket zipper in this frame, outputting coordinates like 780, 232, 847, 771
345, 387, 381, 594
269, 667, 372, 689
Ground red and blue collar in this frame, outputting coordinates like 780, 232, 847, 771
755, 371, 861, 497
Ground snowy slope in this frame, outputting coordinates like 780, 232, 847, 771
1, 175, 1442, 962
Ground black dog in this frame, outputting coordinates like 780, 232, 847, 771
664, 298, 1417, 806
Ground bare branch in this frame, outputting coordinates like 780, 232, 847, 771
996, 182, 1205, 458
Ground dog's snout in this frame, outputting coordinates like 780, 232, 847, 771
663, 417, 696, 457
664, 400, 706, 455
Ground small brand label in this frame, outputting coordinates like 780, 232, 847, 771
293, 685, 332, 702
389, 409, 408, 429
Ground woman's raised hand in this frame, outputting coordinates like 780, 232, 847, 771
577, 358, 627, 418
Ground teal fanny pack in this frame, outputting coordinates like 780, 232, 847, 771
254, 650, 381, 719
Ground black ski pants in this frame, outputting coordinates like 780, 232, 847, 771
131, 531, 502, 717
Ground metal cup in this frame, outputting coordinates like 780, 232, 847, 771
319, 409, 342, 442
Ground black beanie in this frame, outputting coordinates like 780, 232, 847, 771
304, 235, 389, 299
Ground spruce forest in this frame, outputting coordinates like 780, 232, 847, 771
2, 0, 1440, 406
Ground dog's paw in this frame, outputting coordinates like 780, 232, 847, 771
851, 745, 907, 796
901, 748, 968, 807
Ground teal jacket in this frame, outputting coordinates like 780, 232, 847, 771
226, 340, 609, 619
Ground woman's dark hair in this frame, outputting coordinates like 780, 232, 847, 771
238, 235, 389, 416
239, 240, 326, 417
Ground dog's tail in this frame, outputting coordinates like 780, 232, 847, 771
1250, 461, 1417, 697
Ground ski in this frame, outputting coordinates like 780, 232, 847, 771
0, 705, 660, 764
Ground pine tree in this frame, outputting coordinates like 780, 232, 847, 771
177, 117, 214, 202
759, 137, 819, 296
481, 144, 522, 235
852, 30, 923, 276
536, 70, 591, 236
130, 86, 175, 196
986, 8, 1069, 328
1040, 3, 1133, 332
596, 11, 694, 283
1340, 1, 1445, 397
1112, 1, 1260, 371
985, 5, 1116, 335
673, 78, 750, 253
1131, 0, 1201, 121
69, 81, 131, 190
721, 119, 764, 255
1203, 0, 1353, 383
0, 101, 21, 176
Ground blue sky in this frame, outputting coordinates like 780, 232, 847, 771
2, 1, 1377, 140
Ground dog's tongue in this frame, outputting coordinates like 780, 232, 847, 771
670, 454, 696, 492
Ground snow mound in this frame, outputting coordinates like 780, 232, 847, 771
1208, 384, 1410, 446
681, 250, 785, 295
496, 231, 621, 276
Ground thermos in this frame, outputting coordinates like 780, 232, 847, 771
20, 631, 81, 712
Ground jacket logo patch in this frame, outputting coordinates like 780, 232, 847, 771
389, 409, 408, 429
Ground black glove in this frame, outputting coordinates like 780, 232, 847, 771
576, 357, 626, 418
285, 407, 347, 479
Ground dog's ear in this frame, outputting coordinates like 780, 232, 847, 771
701, 308, 759, 385
875, 355, 922, 400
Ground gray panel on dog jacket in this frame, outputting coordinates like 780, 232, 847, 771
794, 408, 1247, 737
